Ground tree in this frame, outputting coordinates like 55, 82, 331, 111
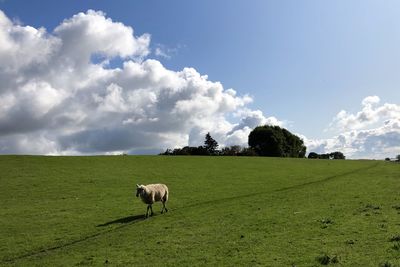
330, 151, 345, 160
396, 155, 400, 162
221, 145, 241, 156
220, 146, 257, 156
248, 126, 284, 156
248, 125, 306, 157
204, 132, 218, 155
308, 152, 319, 159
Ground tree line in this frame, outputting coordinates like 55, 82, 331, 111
160, 133, 257, 156
160, 125, 345, 159
307, 151, 345, 160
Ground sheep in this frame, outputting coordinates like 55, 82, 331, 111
135, 183, 169, 217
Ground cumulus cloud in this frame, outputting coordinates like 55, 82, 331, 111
307, 96, 400, 159
54, 10, 150, 62
3, 9, 395, 159
0, 9, 280, 155
328, 95, 400, 132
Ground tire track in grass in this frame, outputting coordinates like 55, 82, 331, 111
2, 162, 379, 263
175, 162, 380, 211
274, 161, 379, 193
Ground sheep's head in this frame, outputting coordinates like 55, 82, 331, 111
136, 184, 145, 197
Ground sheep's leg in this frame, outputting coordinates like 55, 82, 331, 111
149, 205, 154, 216
161, 201, 168, 213
146, 205, 150, 218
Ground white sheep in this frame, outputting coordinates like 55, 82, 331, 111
135, 183, 169, 217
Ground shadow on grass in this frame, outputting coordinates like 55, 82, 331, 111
97, 214, 146, 227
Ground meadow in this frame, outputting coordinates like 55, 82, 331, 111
0, 155, 399, 266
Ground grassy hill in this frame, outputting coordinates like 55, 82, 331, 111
0, 156, 399, 266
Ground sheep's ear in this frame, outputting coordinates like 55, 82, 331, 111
136, 184, 140, 188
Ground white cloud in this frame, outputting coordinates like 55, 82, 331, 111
307, 97, 400, 159
3, 10, 396, 159
0, 10, 61, 72
153, 43, 182, 59
0, 9, 280, 155
328, 95, 400, 132
362, 95, 380, 106
154, 46, 171, 59
54, 10, 150, 62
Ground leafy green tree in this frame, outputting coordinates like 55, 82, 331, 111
330, 151, 345, 160
248, 125, 283, 156
282, 128, 307, 157
248, 125, 306, 157
204, 132, 218, 155
319, 153, 330, 159
308, 152, 319, 159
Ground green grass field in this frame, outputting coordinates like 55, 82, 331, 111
0, 156, 399, 266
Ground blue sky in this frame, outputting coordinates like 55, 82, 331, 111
0, 1, 399, 158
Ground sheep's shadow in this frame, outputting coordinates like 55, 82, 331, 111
97, 214, 146, 227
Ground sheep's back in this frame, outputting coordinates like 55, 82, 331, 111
146, 184, 168, 201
